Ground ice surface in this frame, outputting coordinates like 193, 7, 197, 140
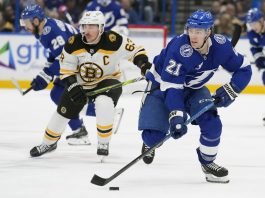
1, 89, 265, 198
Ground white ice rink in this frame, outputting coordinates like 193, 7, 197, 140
1, 89, 265, 198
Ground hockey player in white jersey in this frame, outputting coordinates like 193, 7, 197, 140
29, 11, 151, 161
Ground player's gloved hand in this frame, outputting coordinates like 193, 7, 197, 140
255, 56, 265, 70
213, 82, 240, 108
140, 62, 152, 76
31, 68, 54, 91
67, 82, 87, 105
169, 110, 188, 139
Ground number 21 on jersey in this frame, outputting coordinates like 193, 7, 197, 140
166, 59, 182, 76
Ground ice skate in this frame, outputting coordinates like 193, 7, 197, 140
30, 142, 57, 157
66, 125, 91, 145
141, 143, 155, 164
97, 142, 109, 163
201, 162, 229, 183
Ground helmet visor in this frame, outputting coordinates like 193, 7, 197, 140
20, 18, 31, 27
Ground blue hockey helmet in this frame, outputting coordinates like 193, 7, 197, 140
246, 8, 263, 23
97, 0, 112, 7
21, 4, 45, 22
186, 10, 214, 29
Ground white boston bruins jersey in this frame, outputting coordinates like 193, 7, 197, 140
59, 31, 147, 89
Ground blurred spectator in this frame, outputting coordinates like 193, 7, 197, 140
120, 0, 140, 24
215, 13, 234, 36
261, 0, 265, 13
1, 4, 15, 32
44, 0, 63, 10
0, 12, 4, 31
64, 0, 81, 23
211, 0, 221, 18
226, 2, 236, 18
133, 0, 158, 24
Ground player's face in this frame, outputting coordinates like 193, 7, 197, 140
20, 19, 35, 33
188, 28, 208, 48
82, 24, 101, 42
249, 21, 263, 33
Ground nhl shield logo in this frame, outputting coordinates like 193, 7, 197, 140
180, 44, 193, 57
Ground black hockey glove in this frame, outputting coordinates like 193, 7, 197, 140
140, 62, 152, 76
67, 82, 87, 105
64, 76, 87, 105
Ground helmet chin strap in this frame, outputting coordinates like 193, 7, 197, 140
33, 24, 39, 36
195, 35, 209, 50
32, 18, 44, 37
259, 20, 265, 34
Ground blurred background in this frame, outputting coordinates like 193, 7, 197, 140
0, 0, 262, 35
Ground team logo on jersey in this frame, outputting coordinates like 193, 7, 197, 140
79, 62, 103, 82
195, 62, 203, 70
180, 44, 193, 57
43, 26, 51, 35
109, 34, 116, 42
68, 36, 75, 44
214, 34, 226, 44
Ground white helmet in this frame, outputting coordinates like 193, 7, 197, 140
97, 0, 112, 7
79, 11, 105, 28
79, 11, 105, 44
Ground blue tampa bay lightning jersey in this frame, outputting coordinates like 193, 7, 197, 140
146, 34, 252, 111
247, 26, 265, 59
86, 0, 128, 31
37, 18, 78, 76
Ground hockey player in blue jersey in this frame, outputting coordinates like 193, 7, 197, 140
20, 4, 91, 145
245, 8, 265, 124
86, 0, 129, 36
138, 10, 252, 183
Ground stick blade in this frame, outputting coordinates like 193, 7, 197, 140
10, 78, 24, 95
90, 174, 108, 186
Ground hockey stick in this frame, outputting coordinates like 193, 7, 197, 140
113, 108, 124, 134
90, 102, 215, 186
86, 76, 145, 96
11, 78, 33, 96
58, 5, 75, 25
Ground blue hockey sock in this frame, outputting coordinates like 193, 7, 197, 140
142, 129, 166, 148
68, 118, 83, 131
86, 103, 96, 116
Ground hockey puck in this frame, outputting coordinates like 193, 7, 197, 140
109, 187, 119, 191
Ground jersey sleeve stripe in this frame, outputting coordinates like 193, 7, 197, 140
160, 80, 184, 91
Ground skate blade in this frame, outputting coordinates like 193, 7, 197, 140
98, 155, 107, 163
205, 174, 230, 183
67, 138, 91, 146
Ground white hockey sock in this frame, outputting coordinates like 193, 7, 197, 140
43, 111, 69, 145
95, 95, 115, 144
